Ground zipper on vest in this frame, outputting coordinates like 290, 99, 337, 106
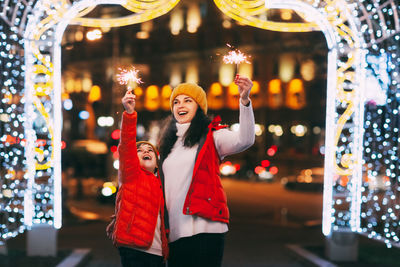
186, 186, 195, 214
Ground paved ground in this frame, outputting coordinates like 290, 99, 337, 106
5, 179, 400, 266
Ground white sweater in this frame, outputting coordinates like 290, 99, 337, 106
163, 102, 255, 242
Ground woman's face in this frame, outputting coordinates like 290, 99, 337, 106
137, 144, 157, 173
172, 94, 198, 124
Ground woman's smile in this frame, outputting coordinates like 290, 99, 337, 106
173, 95, 198, 124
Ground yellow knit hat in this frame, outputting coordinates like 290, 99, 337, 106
170, 83, 208, 114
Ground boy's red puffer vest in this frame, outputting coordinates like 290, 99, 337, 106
113, 111, 168, 259
182, 116, 230, 223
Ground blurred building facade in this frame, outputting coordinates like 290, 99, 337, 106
60, 0, 328, 179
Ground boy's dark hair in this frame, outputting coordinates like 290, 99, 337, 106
159, 108, 211, 160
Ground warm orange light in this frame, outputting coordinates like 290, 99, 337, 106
208, 82, 224, 110
250, 81, 260, 95
161, 85, 172, 110
286, 78, 306, 110
133, 87, 144, 110
210, 82, 223, 96
161, 85, 172, 98
288, 79, 303, 93
227, 82, 239, 110
145, 85, 160, 111
268, 79, 283, 109
136, 31, 149, 39
269, 79, 281, 94
134, 87, 143, 96
281, 10, 292, 21
340, 176, 349, 187
250, 81, 262, 108
61, 93, 69, 101
228, 83, 239, 96
88, 85, 101, 102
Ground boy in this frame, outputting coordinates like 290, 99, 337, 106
107, 90, 168, 267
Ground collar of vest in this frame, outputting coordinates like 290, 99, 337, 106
209, 115, 228, 131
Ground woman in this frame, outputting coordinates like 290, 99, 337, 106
107, 90, 169, 267
158, 74, 255, 266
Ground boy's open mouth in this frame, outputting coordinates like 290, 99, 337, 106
142, 155, 151, 160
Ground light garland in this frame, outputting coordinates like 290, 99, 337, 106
0, 0, 399, 249
213, 0, 320, 32
354, 0, 400, 248
70, 0, 181, 28
0, 10, 27, 242
216, 0, 400, 247
19, 0, 182, 233
253, 0, 366, 240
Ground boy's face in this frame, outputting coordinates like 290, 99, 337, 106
137, 144, 157, 173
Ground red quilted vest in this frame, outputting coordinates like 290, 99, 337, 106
113, 111, 168, 259
182, 116, 230, 223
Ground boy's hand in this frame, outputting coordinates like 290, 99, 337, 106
122, 90, 136, 114
106, 214, 116, 240
234, 74, 253, 106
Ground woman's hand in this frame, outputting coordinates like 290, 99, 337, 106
122, 90, 136, 114
234, 74, 253, 106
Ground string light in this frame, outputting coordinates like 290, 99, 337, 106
214, 0, 320, 32
70, 0, 181, 28
0, 13, 26, 241
355, 0, 400, 248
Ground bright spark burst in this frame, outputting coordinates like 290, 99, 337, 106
117, 67, 143, 86
223, 49, 250, 65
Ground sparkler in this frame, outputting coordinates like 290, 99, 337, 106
222, 44, 250, 74
117, 66, 143, 90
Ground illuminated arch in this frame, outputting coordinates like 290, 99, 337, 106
0, 0, 399, 248
23, 0, 181, 230
0, 0, 182, 240
214, 0, 400, 247
215, 0, 368, 238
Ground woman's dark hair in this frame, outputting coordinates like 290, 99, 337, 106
159, 108, 211, 160
158, 116, 177, 161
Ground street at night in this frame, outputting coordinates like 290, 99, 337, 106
5, 178, 399, 266
63, 178, 325, 266
1, 0, 400, 266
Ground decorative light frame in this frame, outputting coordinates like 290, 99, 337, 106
214, 0, 400, 247
0, 0, 181, 242
0, 0, 399, 248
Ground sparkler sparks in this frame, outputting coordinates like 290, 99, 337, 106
222, 45, 250, 65
222, 50, 250, 65
117, 67, 143, 88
